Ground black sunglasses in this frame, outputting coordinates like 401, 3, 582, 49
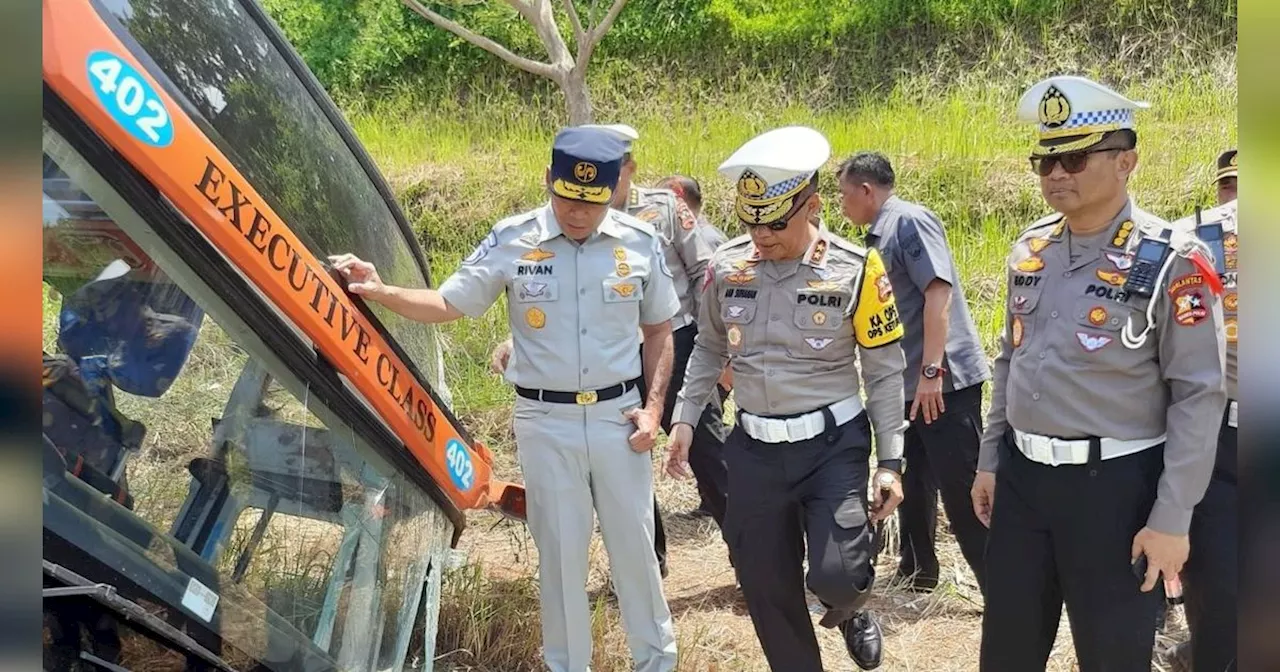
1029, 147, 1125, 176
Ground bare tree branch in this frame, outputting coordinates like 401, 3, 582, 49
562, 0, 586, 48
578, 0, 628, 65
401, 0, 558, 79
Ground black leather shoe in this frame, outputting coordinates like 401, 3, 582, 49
841, 610, 883, 670
895, 566, 939, 593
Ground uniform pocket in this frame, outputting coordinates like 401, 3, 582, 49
1072, 297, 1127, 332
833, 495, 870, 530
602, 277, 644, 303
788, 300, 853, 361
511, 277, 559, 303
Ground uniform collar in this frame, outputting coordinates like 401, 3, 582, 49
801, 223, 832, 269
538, 202, 626, 243
866, 195, 900, 238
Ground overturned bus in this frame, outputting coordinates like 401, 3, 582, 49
41, 0, 525, 669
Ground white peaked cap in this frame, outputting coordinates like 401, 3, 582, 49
579, 123, 640, 149
718, 126, 831, 186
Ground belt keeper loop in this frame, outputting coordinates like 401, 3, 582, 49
1088, 437, 1102, 475
821, 406, 838, 444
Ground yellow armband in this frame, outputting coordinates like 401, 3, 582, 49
852, 247, 904, 348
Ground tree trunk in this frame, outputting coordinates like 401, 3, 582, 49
562, 67, 593, 125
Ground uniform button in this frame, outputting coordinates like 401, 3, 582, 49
1064, 271, 1072, 278
770, 315, 779, 322
1032, 393, 1041, 400
581, 328, 587, 334
579, 287, 586, 295
771, 401, 778, 408
767, 370, 775, 377
1110, 317, 1120, 325
1050, 311, 1059, 318
582, 367, 589, 374
1039, 352, 1046, 359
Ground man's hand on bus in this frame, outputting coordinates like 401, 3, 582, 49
490, 338, 514, 374
329, 254, 386, 297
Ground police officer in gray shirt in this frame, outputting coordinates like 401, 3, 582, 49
1169, 150, 1238, 672
970, 76, 1227, 670
837, 151, 991, 594
668, 126, 908, 671
332, 127, 681, 672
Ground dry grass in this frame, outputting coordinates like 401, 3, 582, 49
433, 409, 1197, 672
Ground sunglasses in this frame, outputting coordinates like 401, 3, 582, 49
745, 219, 791, 232
1029, 147, 1124, 176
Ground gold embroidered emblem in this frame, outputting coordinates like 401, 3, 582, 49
1225, 317, 1237, 343
1111, 220, 1134, 248
616, 262, 632, 277
1028, 238, 1051, 254
807, 280, 841, 291
1096, 269, 1126, 286
725, 270, 756, 285
1012, 316, 1024, 347
574, 161, 597, 182
737, 170, 768, 198
1088, 306, 1108, 326
611, 283, 636, 298
1039, 85, 1071, 128
614, 246, 627, 261
727, 324, 743, 349
1016, 256, 1045, 273
521, 248, 555, 262
809, 239, 828, 265
1224, 292, 1237, 312
812, 311, 828, 326
525, 307, 546, 329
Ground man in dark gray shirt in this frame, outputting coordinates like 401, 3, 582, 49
837, 152, 990, 594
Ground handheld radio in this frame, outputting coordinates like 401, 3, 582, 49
1122, 228, 1173, 299
1194, 207, 1228, 277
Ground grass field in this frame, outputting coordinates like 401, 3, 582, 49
336, 56, 1235, 671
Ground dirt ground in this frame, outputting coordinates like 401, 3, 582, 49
441, 409, 1190, 672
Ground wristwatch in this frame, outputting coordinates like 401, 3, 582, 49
877, 459, 903, 475
922, 363, 948, 379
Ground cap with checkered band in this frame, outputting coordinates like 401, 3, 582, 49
1016, 75, 1150, 157
717, 126, 831, 226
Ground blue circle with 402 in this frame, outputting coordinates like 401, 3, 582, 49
445, 438, 475, 492
85, 50, 174, 148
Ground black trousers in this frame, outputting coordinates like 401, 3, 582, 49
638, 322, 731, 571
981, 429, 1166, 672
1182, 404, 1237, 672
897, 382, 989, 592
724, 410, 877, 672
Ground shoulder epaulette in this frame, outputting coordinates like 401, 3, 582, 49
827, 233, 867, 258
1017, 212, 1065, 239
612, 209, 659, 237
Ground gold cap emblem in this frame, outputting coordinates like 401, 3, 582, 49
737, 170, 768, 198
1039, 86, 1071, 128
574, 161, 597, 182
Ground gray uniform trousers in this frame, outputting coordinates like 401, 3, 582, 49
513, 387, 677, 672
723, 409, 877, 671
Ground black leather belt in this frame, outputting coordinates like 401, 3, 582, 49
516, 377, 642, 405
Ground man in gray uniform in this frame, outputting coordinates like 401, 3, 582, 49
971, 75, 1227, 671
331, 127, 681, 672
490, 125, 733, 575
1170, 149, 1238, 672
668, 126, 908, 671
837, 150, 991, 593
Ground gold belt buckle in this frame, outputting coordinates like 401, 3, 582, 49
575, 390, 598, 405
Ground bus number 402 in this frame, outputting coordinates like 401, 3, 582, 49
86, 51, 174, 148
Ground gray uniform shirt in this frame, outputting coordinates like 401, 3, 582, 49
980, 200, 1227, 535
1172, 199, 1238, 401
440, 204, 681, 391
673, 225, 908, 460
863, 196, 991, 397
626, 187, 720, 330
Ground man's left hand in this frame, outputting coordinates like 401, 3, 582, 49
624, 406, 661, 453
870, 468, 904, 523
1132, 527, 1190, 592
910, 375, 945, 424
